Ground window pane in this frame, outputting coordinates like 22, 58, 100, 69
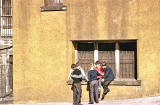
2, 0, 12, 16
119, 42, 137, 79
0, 0, 12, 36
44, 0, 63, 5
98, 43, 116, 76
77, 43, 94, 75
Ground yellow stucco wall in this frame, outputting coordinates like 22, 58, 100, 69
13, 0, 160, 104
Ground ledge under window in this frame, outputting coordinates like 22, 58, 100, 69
41, 3, 67, 11
67, 79, 141, 86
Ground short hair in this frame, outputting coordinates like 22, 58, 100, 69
71, 64, 76, 69
102, 61, 107, 66
95, 61, 102, 65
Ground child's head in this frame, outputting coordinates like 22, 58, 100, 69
102, 61, 107, 69
95, 61, 102, 69
71, 64, 77, 70
89, 62, 94, 70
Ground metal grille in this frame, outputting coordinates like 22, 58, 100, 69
98, 43, 116, 76
45, 0, 63, 5
77, 43, 94, 75
0, 50, 12, 98
0, 0, 12, 37
53, 0, 63, 3
119, 42, 137, 79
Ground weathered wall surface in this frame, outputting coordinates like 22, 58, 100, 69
67, 0, 160, 98
13, 0, 73, 103
13, 0, 160, 103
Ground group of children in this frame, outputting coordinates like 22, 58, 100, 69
67, 61, 115, 105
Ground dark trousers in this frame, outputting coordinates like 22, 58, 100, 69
89, 80, 99, 103
102, 80, 112, 97
72, 82, 82, 105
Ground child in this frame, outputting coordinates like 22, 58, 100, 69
67, 62, 88, 82
88, 63, 100, 104
101, 62, 115, 100
76, 62, 88, 82
94, 61, 104, 95
71, 64, 83, 105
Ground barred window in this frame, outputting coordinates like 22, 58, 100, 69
119, 42, 137, 79
77, 43, 94, 75
41, 0, 66, 11
0, 0, 12, 37
98, 43, 116, 77
73, 40, 139, 85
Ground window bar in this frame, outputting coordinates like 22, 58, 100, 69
0, 0, 2, 37
6, 0, 8, 36
2, 0, 6, 37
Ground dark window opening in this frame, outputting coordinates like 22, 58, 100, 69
73, 40, 139, 85
119, 42, 137, 79
41, 0, 66, 11
98, 43, 116, 76
0, 0, 12, 37
77, 43, 94, 75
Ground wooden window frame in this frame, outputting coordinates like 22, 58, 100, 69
71, 41, 141, 86
41, 0, 67, 11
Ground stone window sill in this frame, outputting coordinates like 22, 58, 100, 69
67, 79, 141, 86
40, 4, 67, 11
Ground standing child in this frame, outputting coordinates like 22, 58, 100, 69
71, 64, 83, 105
88, 63, 100, 104
67, 62, 88, 82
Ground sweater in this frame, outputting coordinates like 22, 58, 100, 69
71, 69, 82, 83
88, 70, 100, 82
104, 66, 115, 81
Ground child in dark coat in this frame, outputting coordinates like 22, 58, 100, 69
88, 64, 101, 104
101, 62, 115, 100
71, 64, 83, 105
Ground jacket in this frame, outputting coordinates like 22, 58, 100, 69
104, 66, 115, 81
71, 69, 82, 83
88, 69, 100, 82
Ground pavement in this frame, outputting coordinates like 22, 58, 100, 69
2, 96, 160, 105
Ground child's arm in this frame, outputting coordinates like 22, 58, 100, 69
67, 69, 73, 80
88, 72, 91, 82
78, 66, 89, 81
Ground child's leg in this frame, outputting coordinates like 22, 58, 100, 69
73, 83, 77, 105
94, 80, 99, 103
89, 81, 94, 103
76, 83, 82, 104
101, 80, 112, 100
98, 78, 102, 89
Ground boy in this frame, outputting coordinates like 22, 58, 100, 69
101, 62, 115, 100
67, 62, 88, 82
88, 63, 100, 104
71, 64, 83, 105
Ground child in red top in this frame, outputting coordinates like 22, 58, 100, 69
94, 61, 104, 91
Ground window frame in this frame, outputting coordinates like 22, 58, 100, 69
41, 0, 67, 11
0, 0, 12, 37
71, 40, 141, 86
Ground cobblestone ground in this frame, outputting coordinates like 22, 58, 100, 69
2, 96, 160, 105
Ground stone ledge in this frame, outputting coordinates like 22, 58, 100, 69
67, 79, 141, 86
